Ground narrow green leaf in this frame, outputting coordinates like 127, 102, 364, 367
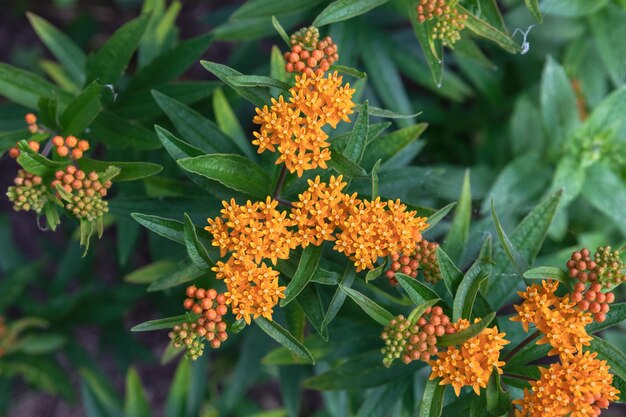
371, 159, 381, 199
491, 197, 529, 274
443, 170, 471, 263
131, 213, 212, 246
340, 285, 395, 326
147, 260, 204, 292
458, 5, 520, 53
27, 13, 87, 85
395, 273, 440, 305
86, 14, 150, 84
361, 123, 427, 170
232, 0, 321, 20
271, 16, 291, 46
330, 64, 367, 79
80, 368, 124, 416
90, 111, 160, 150
522, 267, 571, 287
152, 90, 239, 154
255, 318, 315, 364
0, 62, 71, 109
177, 154, 272, 199
541, 0, 609, 17
437, 247, 463, 295
407, 299, 441, 325
124, 260, 179, 284
327, 148, 368, 178
183, 213, 214, 269
200, 61, 272, 107
418, 378, 446, 417
438, 312, 495, 347
453, 265, 491, 321
486, 366, 510, 416
165, 360, 190, 417
40, 59, 80, 94
344, 100, 369, 163
129, 33, 213, 91
213, 88, 256, 160
124, 368, 152, 417
37, 96, 59, 130
524, 0, 542, 22
313, 0, 389, 26
403, 0, 442, 86
321, 267, 356, 333
425, 202, 456, 231
356, 104, 422, 119
589, 7, 626, 87
226, 75, 291, 90
583, 164, 626, 237
78, 158, 162, 182
540, 57, 579, 149
295, 285, 327, 341
281, 245, 323, 306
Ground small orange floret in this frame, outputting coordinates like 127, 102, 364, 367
9, 147, 19, 158
77, 140, 90, 151
65, 135, 78, 147
24, 113, 37, 125
28, 141, 40, 152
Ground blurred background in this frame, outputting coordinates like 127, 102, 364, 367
1, 0, 625, 416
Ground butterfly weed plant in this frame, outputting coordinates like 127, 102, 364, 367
1, 0, 626, 416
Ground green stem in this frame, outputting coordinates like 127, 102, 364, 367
503, 330, 540, 363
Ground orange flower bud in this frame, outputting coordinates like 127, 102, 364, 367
65, 135, 78, 147
57, 146, 69, 157
52, 136, 64, 147
25, 113, 37, 124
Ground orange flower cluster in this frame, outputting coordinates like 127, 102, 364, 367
206, 197, 298, 264
284, 26, 339, 76
428, 318, 509, 396
511, 280, 592, 356
514, 351, 620, 417
52, 135, 90, 159
213, 257, 285, 324
252, 72, 355, 176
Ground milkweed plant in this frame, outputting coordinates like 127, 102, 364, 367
1, 0, 626, 416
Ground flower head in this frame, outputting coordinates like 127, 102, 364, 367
7, 169, 47, 214
206, 197, 298, 264
428, 318, 509, 396
514, 351, 620, 417
212, 256, 286, 324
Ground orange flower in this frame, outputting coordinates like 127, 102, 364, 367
252, 72, 355, 176
334, 198, 428, 271
428, 318, 509, 396
290, 175, 357, 247
511, 280, 592, 356
206, 197, 299, 264
212, 257, 286, 324
514, 351, 620, 417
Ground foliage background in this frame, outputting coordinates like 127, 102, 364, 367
1, 0, 625, 416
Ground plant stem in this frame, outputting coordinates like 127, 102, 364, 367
41, 139, 54, 158
273, 166, 288, 200
502, 372, 534, 382
503, 330, 540, 363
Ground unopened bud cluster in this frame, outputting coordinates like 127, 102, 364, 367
386, 239, 442, 285
7, 170, 47, 214
9, 114, 42, 158
52, 135, 90, 160
52, 166, 111, 222
168, 322, 204, 361
381, 307, 454, 367
432, 7, 468, 47
416, 0, 447, 22
183, 285, 229, 350
567, 247, 624, 322
284, 26, 339, 77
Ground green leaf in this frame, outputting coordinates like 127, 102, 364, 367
587, 303, 626, 333
340, 285, 395, 326
404, 0, 442, 86
86, 14, 150, 84
200, 61, 272, 107
344, 100, 369, 164
152, 90, 239, 154
0, 62, 71, 109
438, 312, 495, 347
321, 267, 356, 333
486, 367, 510, 416
361, 123, 427, 171
407, 299, 441, 326
131, 314, 195, 332
437, 247, 463, 295
124, 368, 152, 417
255, 318, 315, 364
213, 88, 256, 160
330, 64, 367, 79
313, 0, 390, 26
281, 245, 323, 306
540, 57, 579, 149
16, 140, 67, 176
589, 6, 626, 87
453, 265, 491, 321
138, 1, 180, 68
458, 5, 520, 53
165, 359, 191, 417
418, 378, 446, 417
491, 197, 528, 274
80, 368, 124, 416
226, 75, 291, 90
295, 285, 327, 340
183, 213, 214, 269
586, 336, 626, 382
583, 167, 626, 238
27, 13, 87, 85
425, 202, 456, 231
541, 0, 609, 17
177, 154, 272, 199
125, 260, 179, 284
10, 333, 66, 355
488, 190, 562, 309
576, 86, 626, 141
271, 16, 291, 46
328, 149, 368, 179
356, 104, 422, 119
90, 111, 161, 150
37, 96, 59, 129
395, 273, 440, 305
131, 213, 213, 247
522, 267, 571, 287
40, 59, 80, 94
232, 0, 321, 19
524, 0, 542, 22
443, 170, 471, 263
77, 158, 162, 182
371, 159, 381, 200
128, 33, 213, 91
